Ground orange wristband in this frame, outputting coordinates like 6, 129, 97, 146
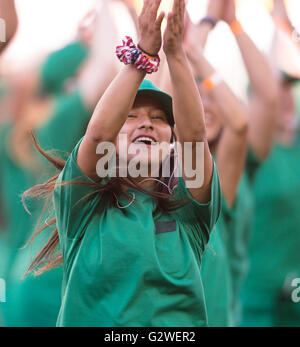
230, 20, 243, 35
202, 78, 215, 91
201, 73, 223, 91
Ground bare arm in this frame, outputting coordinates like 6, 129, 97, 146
221, 0, 278, 161
77, 0, 120, 109
186, 43, 248, 207
77, 0, 165, 179
271, 0, 298, 43
164, 0, 214, 204
184, 0, 223, 50
0, 0, 18, 53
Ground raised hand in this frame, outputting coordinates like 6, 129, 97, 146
138, 0, 165, 56
163, 0, 186, 57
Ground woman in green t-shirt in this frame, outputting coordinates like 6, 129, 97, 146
25, 0, 221, 327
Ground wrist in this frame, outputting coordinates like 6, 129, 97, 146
229, 20, 243, 36
116, 36, 161, 74
137, 41, 159, 57
198, 16, 219, 29
165, 46, 186, 60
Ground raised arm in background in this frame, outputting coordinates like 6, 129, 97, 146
221, 0, 279, 160
185, 37, 248, 207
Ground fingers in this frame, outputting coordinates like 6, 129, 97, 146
155, 11, 165, 29
140, 0, 162, 21
166, 12, 174, 32
150, 0, 162, 17
171, 0, 185, 26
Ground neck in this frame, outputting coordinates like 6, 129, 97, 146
121, 176, 158, 193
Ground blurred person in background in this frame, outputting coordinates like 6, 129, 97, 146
0, 0, 119, 327
184, 0, 278, 326
184, 9, 248, 327
241, 0, 300, 328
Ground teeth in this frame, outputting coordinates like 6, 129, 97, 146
134, 137, 157, 145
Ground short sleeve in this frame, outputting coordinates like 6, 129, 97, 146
173, 163, 222, 248
53, 139, 102, 245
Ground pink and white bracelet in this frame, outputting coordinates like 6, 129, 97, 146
116, 36, 160, 74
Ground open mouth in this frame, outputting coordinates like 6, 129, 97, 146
133, 136, 158, 146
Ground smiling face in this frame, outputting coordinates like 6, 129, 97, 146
116, 95, 173, 175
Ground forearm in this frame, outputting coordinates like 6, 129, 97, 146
167, 51, 206, 141
191, 49, 248, 134
0, 0, 18, 53
167, 50, 213, 201
234, 31, 277, 104
77, 65, 145, 178
234, 29, 278, 158
86, 65, 145, 143
189, 48, 247, 206
196, 23, 212, 50
217, 128, 247, 207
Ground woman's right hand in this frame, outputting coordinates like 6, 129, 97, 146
138, 0, 165, 56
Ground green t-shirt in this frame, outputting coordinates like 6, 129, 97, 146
223, 171, 255, 325
201, 150, 258, 327
0, 90, 91, 327
241, 136, 300, 325
201, 212, 234, 327
40, 41, 89, 95
54, 141, 221, 327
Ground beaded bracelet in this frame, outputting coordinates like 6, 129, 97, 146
116, 36, 160, 74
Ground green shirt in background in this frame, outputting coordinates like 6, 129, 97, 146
224, 171, 255, 325
241, 136, 300, 327
40, 41, 89, 95
0, 90, 91, 327
54, 140, 221, 327
201, 211, 234, 327
201, 151, 258, 327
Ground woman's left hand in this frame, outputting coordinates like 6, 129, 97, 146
163, 0, 186, 58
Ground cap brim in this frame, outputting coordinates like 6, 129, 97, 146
136, 89, 174, 127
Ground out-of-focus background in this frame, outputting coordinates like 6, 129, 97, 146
1, 0, 300, 329
1, 0, 300, 100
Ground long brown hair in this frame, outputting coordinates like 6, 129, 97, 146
24, 131, 186, 276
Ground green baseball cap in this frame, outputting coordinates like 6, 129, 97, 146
281, 71, 300, 85
136, 79, 174, 127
